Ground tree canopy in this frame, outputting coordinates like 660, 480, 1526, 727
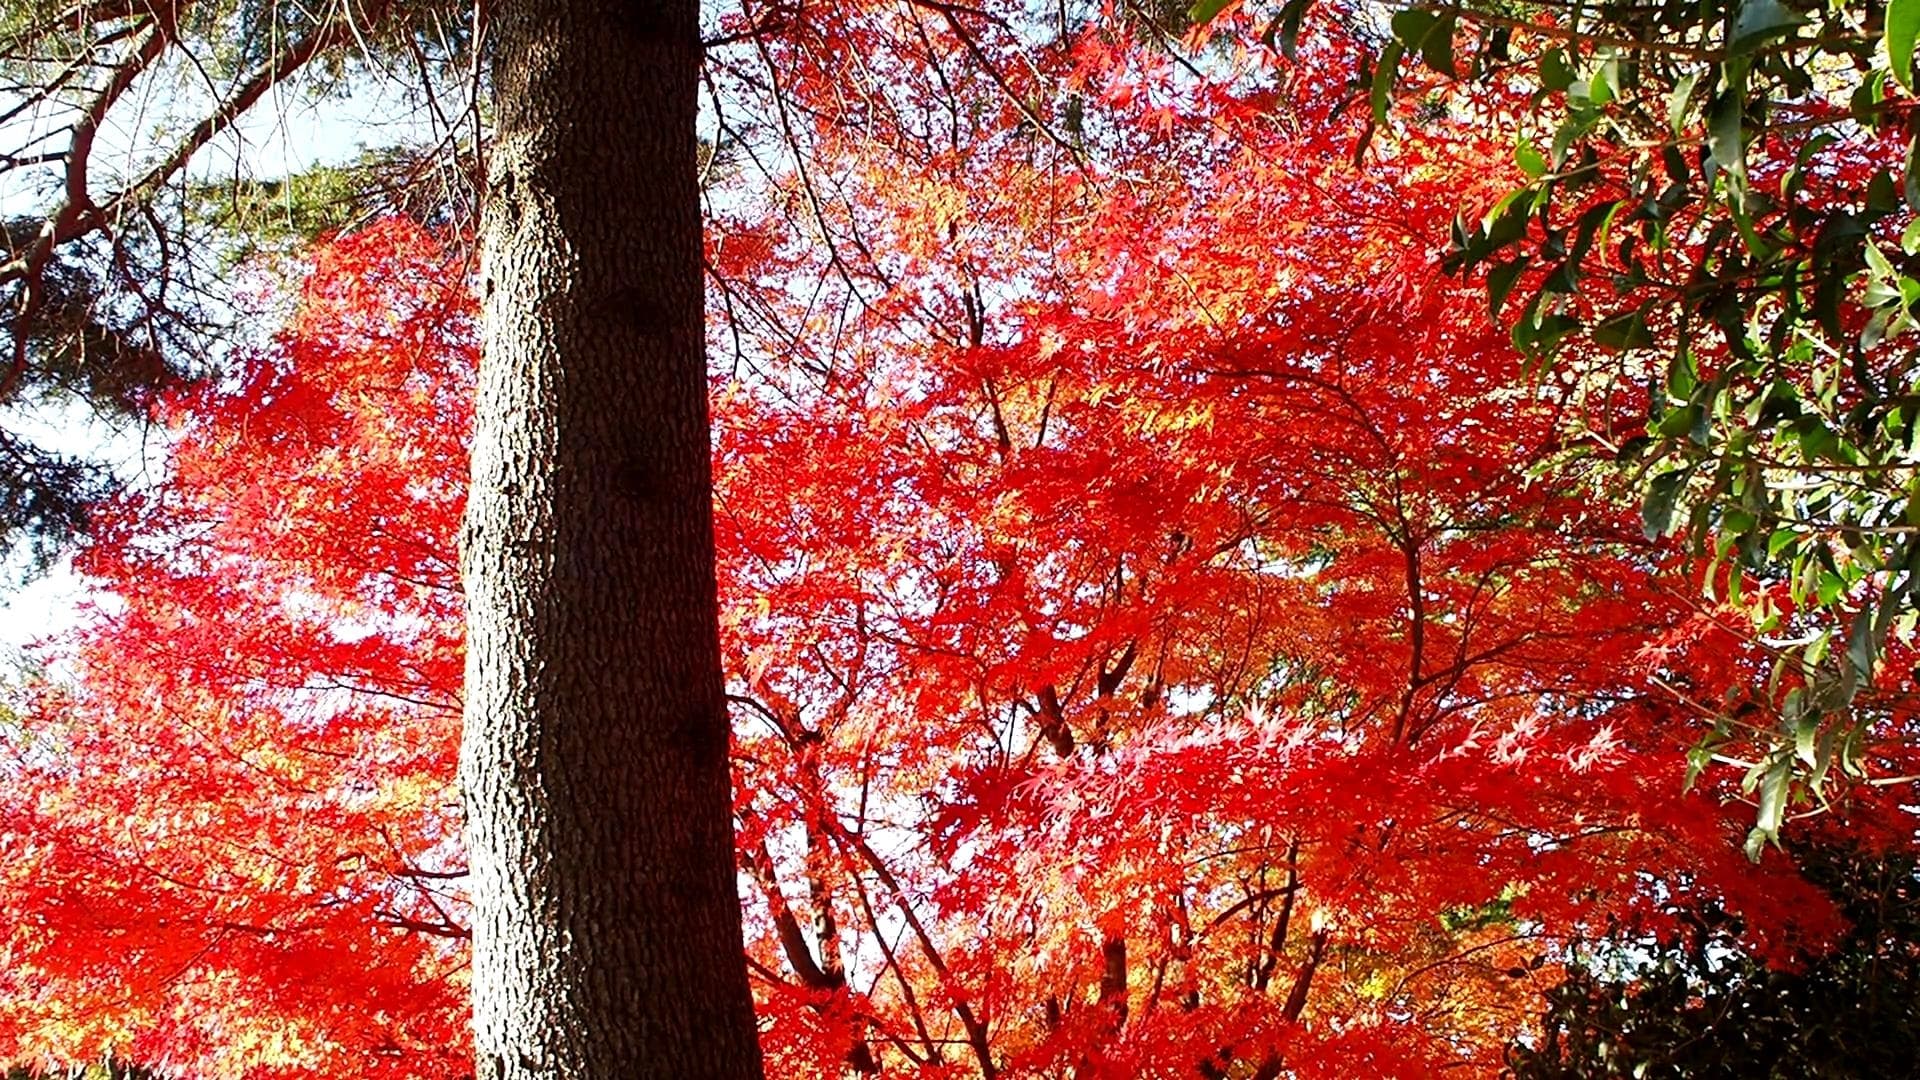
1224, 0, 1920, 836
1, 0, 1918, 1076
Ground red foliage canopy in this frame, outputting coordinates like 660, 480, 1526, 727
3, 14, 1914, 1079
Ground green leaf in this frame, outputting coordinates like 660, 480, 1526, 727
1870, 169, 1902, 213
1589, 56, 1620, 107
1730, 0, 1803, 54
1846, 605, 1877, 680
1747, 754, 1792, 861
1817, 571, 1846, 605
1668, 346, 1698, 398
1684, 744, 1712, 790
1514, 139, 1547, 178
1889, 0, 1920, 93
1390, 8, 1456, 76
1371, 41, 1405, 128
1486, 257, 1529, 317
1810, 725, 1838, 792
1860, 68, 1891, 118
1709, 94, 1744, 177
1540, 48, 1575, 93
1816, 267, 1849, 340
1657, 403, 1702, 439
1421, 11, 1457, 76
1806, 627, 1832, 667
1186, 0, 1233, 28
1390, 8, 1437, 49
1644, 470, 1686, 539
1667, 73, 1699, 138
1794, 716, 1818, 766
1707, 63, 1752, 196
1483, 189, 1532, 250
1568, 199, 1620, 266
1862, 279, 1904, 310
1796, 417, 1840, 460
1899, 216, 1920, 256
1268, 0, 1310, 60
1593, 309, 1654, 350
1728, 175, 1766, 252
1866, 237, 1897, 279
1541, 260, 1579, 294
1550, 117, 1584, 171
1906, 134, 1920, 210
1529, 312, 1580, 358
1864, 306, 1903, 350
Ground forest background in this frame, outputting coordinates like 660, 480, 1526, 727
0, 0, 1918, 1075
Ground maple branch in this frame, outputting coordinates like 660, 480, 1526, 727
0, 150, 69, 173
1034, 683, 1075, 757
1034, 376, 1057, 449
1385, 931, 1546, 1003
372, 827, 467, 945
699, 0, 798, 49
391, 866, 467, 880
804, 824, 845, 977
920, 1, 1084, 163
1391, 536, 1428, 746
1083, 638, 1138, 751
727, 692, 798, 742
1400, 629, 1586, 744
373, 909, 470, 940
1199, 882, 1303, 939
1098, 934, 1128, 1025
837, 826, 998, 1078
1281, 927, 1330, 1023
740, 803, 885, 1073
748, 25, 876, 307
980, 374, 1011, 453
1203, 365, 1399, 482
779, 731, 892, 1073
1254, 839, 1300, 994
849, 866, 944, 1066
1097, 641, 1137, 698
311, 678, 459, 713
1065, 932, 1130, 1073
205, 918, 303, 938
745, 836, 839, 990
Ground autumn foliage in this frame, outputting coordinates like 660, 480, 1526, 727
2, 9, 1915, 1079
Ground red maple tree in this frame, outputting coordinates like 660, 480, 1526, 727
2, 14, 1913, 1079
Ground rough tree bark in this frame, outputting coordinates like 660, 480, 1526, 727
458, 0, 766, 1074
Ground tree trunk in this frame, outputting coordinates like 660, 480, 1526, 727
458, 0, 765, 1074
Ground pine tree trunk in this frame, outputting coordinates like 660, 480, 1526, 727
459, 0, 765, 1074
